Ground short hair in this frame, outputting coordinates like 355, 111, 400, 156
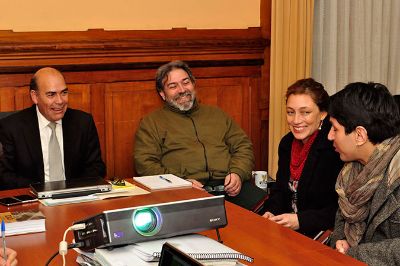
393, 95, 400, 112
30, 75, 38, 91
29, 67, 64, 92
155, 60, 196, 93
329, 82, 400, 144
286, 78, 330, 112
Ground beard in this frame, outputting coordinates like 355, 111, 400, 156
165, 91, 196, 111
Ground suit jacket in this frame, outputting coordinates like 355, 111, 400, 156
0, 105, 106, 190
264, 119, 344, 237
330, 149, 400, 265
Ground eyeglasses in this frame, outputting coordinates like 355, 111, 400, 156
203, 185, 225, 193
110, 177, 125, 186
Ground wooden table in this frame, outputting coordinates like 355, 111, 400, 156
0, 187, 365, 265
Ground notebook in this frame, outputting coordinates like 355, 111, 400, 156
159, 242, 202, 266
95, 234, 253, 265
133, 174, 192, 191
30, 177, 112, 199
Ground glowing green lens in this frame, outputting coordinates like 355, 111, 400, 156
132, 208, 162, 236
134, 210, 155, 231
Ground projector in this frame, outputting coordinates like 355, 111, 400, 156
73, 195, 227, 250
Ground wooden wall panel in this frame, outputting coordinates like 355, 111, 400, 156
0, 88, 15, 111
196, 78, 250, 134
15, 87, 30, 110
67, 84, 91, 113
105, 81, 161, 178
0, 28, 270, 179
6, 84, 92, 111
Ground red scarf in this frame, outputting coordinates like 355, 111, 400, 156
290, 130, 319, 181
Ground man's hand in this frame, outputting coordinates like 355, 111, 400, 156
336, 240, 350, 254
224, 173, 242, 197
262, 211, 275, 219
0, 247, 17, 266
187, 179, 205, 191
269, 213, 300, 230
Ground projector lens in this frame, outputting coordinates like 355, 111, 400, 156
132, 208, 162, 236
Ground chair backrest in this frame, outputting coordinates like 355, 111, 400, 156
314, 229, 332, 245
0, 111, 17, 120
0, 112, 17, 157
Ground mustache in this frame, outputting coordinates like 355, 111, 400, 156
173, 91, 192, 100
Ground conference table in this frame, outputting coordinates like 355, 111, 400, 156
0, 186, 365, 265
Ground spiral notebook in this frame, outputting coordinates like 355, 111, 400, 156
95, 234, 253, 265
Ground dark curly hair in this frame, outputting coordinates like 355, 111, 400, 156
155, 60, 195, 93
329, 82, 400, 144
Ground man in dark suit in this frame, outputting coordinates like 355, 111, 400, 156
0, 67, 105, 190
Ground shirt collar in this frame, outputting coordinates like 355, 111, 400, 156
36, 105, 62, 130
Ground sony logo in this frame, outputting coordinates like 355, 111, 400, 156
209, 217, 221, 223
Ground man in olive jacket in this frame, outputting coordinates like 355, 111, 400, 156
134, 60, 261, 209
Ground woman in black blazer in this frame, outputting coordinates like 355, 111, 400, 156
263, 78, 343, 238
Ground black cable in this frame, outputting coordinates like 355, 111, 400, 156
45, 243, 83, 266
187, 116, 210, 181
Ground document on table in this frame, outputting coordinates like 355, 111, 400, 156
133, 174, 192, 191
95, 234, 253, 265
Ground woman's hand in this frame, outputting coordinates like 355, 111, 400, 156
262, 212, 275, 219
269, 213, 300, 230
336, 240, 350, 254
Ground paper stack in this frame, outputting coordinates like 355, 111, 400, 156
94, 234, 252, 266
0, 209, 45, 236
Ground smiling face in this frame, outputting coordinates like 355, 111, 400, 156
159, 68, 196, 111
286, 94, 327, 143
30, 68, 68, 122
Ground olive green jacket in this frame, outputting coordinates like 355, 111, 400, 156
134, 101, 254, 183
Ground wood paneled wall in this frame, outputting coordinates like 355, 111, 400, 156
0, 28, 270, 178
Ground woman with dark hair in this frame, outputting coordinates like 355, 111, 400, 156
328, 82, 400, 265
393, 94, 400, 112
263, 78, 343, 238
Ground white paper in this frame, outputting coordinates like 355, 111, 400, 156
133, 174, 192, 190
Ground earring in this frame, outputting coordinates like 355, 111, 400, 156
318, 120, 323, 130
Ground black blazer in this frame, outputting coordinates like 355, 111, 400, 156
0, 105, 106, 190
264, 118, 343, 237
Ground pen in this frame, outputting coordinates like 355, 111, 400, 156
159, 175, 172, 183
1, 220, 6, 262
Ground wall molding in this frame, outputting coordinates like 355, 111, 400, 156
0, 28, 268, 74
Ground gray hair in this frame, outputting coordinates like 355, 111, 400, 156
155, 60, 196, 93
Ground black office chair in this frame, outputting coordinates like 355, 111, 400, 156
314, 229, 332, 245
0, 111, 16, 120
222, 180, 269, 213
0, 111, 17, 157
